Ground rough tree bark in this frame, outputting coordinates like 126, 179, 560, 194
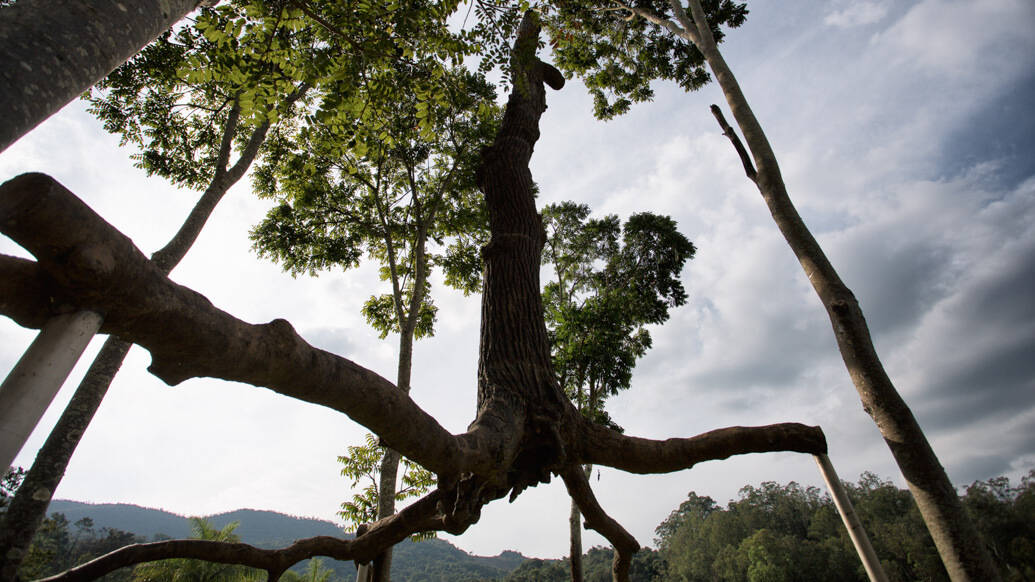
0, 87, 306, 582
644, 1, 998, 579
0, 13, 827, 582
0, 0, 213, 153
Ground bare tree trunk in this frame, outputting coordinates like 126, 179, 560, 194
677, 1, 1000, 579
370, 326, 413, 582
568, 464, 593, 582
0, 0, 207, 153
0, 336, 129, 582
569, 498, 583, 582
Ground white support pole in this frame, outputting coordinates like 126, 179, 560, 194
814, 454, 890, 582
0, 310, 103, 470
355, 563, 370, 582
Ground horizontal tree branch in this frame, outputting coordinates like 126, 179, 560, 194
0, 173, 477, 477
578, 421, 827, 474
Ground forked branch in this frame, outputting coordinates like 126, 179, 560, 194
0, 173, 472, 478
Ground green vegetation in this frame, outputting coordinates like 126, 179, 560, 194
505, 548, 665, 582
336, 434, 437, 541
540, 201, 694, 576
8, 510, 140, 581
653, 471, 1035, 582
131, 518, 262, 581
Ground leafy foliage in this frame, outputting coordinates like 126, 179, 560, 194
85, 0, 316, 189
466, 0, 747, 119
0, 466, 24, 511
541, 202, 695, 419
337, 434, 437, 542
251, 63, 498, 338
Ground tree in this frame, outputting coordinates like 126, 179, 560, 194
337, 434, 436, 542
0, 11, 826, 582
520, 1, 999, 578
250, 56, 499, 581
0, 3, 313, 578
540, 202, 695, 581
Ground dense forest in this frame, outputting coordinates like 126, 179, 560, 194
4, 468, 1032, 581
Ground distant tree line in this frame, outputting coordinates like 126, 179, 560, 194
503, 471, 1035, 582
651, 470, 1035, 582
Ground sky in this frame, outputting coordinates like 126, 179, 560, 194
2, 0, 1034, 562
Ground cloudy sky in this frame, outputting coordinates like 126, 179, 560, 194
2, 0, 1034, 561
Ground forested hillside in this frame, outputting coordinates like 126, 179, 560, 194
12, 498, 528, 581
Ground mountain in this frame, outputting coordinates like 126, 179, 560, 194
45, 500, 527, 581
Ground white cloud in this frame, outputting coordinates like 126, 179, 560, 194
872, 0, 1035, 79
824, 1, 889, 28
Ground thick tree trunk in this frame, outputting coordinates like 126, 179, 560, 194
0, 0, 207, 153
680, 1, 1000, 579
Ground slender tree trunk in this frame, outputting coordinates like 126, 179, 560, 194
679, 1, 1000, 579
0, 93, 290, 581
569, 498, 583, 582
568, 464, 593, 582
0, 336, 130, 582
370, 324, 414, 582
0, 0, 208, 153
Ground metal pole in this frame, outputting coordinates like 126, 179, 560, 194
0, 311, 103, 469
814, 454, 889, 582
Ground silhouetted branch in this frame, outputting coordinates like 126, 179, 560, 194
579, 422, 827, 473
0, 173, 474, 478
